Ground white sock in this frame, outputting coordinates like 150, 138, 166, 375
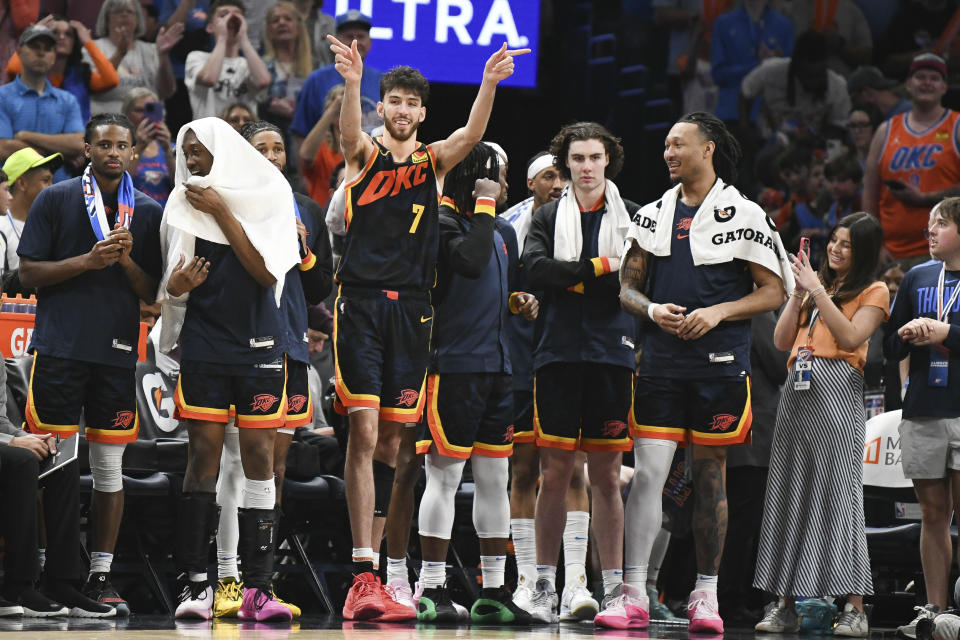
536, 565, 557, 591
352, 547, 374, 563
602, 569, 623, 596
372, 551, 380, 571
695, 574, 718, 593
480, 555, 506, 589
189, 572, 207, 583
89, 552, 113, 575
647, 528, 670, 590
242, 477, 275, 509
510, 518, 537, 587
218, 553, 239, 581
562, 511, 589, 585
386, 557, 407, 585
624, 564, 648, 590
420, 560, 446, 589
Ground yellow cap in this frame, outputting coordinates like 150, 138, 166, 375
2, 147, 63, 186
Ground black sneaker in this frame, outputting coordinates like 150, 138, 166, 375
0, 597, 22, 618
14, 588, 67, 617
470, 586, 533, 625
82, 572, 130, 616
417, 586, 461, 623
45, 582, 116, 618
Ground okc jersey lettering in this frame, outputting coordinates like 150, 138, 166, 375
356, 163, 430, 206
889, 144, 943, 172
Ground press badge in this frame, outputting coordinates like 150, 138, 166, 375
929, 346, 949, 387
249, 336, 275, 349
111, 339, 132, 352
794, 346, 813, 390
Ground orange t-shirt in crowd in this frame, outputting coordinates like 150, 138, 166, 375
877, 109, 960, 258
6, 40, 118, 90
303, 141, 343, 208
787, 281, 890, 373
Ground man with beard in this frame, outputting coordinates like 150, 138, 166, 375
18, 112, 163, 616
325, 32, 527, 620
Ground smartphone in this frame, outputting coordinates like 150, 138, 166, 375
143, 101, 164, 125
884, 179, 906, 190
799, 236, 810, 258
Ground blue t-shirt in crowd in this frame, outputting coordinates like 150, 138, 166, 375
0, 76, 84, 183
639, 200, 755, 378
290, 64, 382, 137
17, 177, 163, 368
132, 144, 173, 208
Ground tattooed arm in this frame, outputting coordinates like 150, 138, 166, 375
619, 238, 687, 335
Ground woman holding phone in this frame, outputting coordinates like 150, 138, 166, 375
753, 212, 889, 638
122, 87, 174, 206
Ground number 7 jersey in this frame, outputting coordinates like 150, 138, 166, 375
337, 136, 440, 291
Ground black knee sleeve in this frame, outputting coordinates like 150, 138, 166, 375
372, 460, 396, 518
238, 507, 276, 591
176, 492, 217, 575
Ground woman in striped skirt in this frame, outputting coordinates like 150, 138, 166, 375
754, 212, 890, 637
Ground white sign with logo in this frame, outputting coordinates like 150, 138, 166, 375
863, 409, 912, 488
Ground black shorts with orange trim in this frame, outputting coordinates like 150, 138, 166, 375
630, 375, 752, 446
175, 358, 287, 429
26, 353, 138, 444
283, 359, 312, 430
512, 389, 535, 444
533, 362, 633, 452
417, 373, 514, 459
333, 286, 432, 423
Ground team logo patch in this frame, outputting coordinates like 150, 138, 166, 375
396, 389, 419, 407
504, 425, 514, 443
288, 394, 307, 413
411, 150, 429, 164
251, 394, 280, 413
676, 216, 692, 239
714, 206, 736, 223
601, 420, 626, 437
708, 413, 737, 432
112, 411, 134, 429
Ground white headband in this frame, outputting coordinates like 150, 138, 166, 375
483, 141, 508, 168
527, 154, 556, 181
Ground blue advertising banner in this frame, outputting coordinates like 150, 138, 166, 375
324, 0, 540, 88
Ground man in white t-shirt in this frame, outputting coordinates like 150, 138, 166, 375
184, 0, 271, 120
0, 147, 62, 274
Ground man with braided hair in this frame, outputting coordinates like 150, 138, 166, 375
620, 111, 789, 632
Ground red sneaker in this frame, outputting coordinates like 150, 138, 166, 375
372, 582, 416, 622
342, 573, 385, 621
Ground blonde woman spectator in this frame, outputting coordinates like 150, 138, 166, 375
123, 87, 175, 207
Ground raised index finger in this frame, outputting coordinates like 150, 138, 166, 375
505, 49, 532, 57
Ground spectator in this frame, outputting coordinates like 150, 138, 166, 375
710, 0, 794, 124
847, 102, 883, 168
785, 0, 872, 76
259, 2, 312, 172
291, 9, 381, 159
6, 14, 118, 124
0, 1, 38, 74
0, 148, 62, 273
824, 155, 864, 227
219, 101, 255, 132
298, 84, 342, 208
184, 0, 271, 119
156, 0, 213, 132
0, 25, 84, 184
122, 87, 175, 207
293, 0, 335, 68
775, 147, 827, 259
755, 212, 888, 637
847, 66, 911, 121
864, 54, 960, 264
88, 0, 182, 115
877, 0, 958, 80
740, 31, 851, 141
884, 197, 960, 638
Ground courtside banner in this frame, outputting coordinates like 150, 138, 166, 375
326, 0, 540, 88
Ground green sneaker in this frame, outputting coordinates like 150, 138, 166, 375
470, 586, 533, 625
647, 587, 685, 623
417, 586, 461, 623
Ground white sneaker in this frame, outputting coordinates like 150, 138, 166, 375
756, 601, 799, 633
932, 613, 960, 640
901, 605, 942, 639
560, 579, 599, 621
175, 581, 214, 620
594, 583, 649, 629
385, 580, 416, 612
513, 581, 537, 614
834, 603, 869, 637
528, 578, 558, 624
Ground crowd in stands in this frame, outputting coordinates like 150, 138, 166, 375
0, 0, 957, 636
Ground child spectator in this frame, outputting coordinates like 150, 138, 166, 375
298, 84, 343, 208
824, 155, 864, 227
775, 147, 828, 262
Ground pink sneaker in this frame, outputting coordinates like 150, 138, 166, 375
594, 583, 650, 629
238, 587, 293, 622
687, 589, 723, 633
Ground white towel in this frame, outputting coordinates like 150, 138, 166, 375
502, 196, 534, 254
625, 178, 795, 293
553, 180, 632, 261
156, 117, 299, 352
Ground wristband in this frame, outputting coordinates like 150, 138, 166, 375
647, 302, 660, 322
474, 196, 496, 217
298, 249, 317, 271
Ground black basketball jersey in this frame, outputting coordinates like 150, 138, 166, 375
337, 137, 440, 291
